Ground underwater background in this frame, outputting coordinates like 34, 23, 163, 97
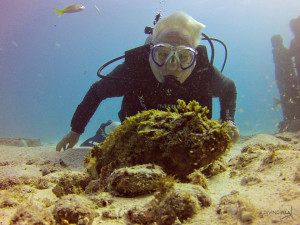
0, 0, 300, 144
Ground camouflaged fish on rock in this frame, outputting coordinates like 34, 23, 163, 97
84, 99, 231, 188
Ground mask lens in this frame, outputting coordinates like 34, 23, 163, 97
177, 49, 195, 69
153, 46, 172, 66
151, 44, 197, 70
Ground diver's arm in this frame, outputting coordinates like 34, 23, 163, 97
211, 67, 237, 122
211, 67, 239, 143
71, 63, 131, 134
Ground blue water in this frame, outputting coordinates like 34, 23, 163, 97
1, 0, 299, 144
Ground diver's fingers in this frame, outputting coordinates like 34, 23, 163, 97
66, 143, 73, 150
67, 140, 77, 150
56, 141, 64, 151
57, 131, 80, 151
56, 138, 69, 151
66, 132, 80, 149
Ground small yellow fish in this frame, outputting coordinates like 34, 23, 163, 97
270, 80, 277, 88
289, 98, 294, 104
52, 4, 85, 18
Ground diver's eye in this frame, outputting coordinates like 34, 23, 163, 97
154, 47, 171, 64
178, 50, 194, 64
158, 52, 169, 60
179, 54, 188, 63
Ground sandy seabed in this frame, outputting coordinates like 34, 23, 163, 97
0, 132, 300, 225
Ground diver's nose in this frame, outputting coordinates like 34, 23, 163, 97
166, 55, 179, 70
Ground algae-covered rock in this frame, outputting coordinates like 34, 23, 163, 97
84, 100, 231, 184
187, 169, 209, 189
153, 183, 211, 224
10, 204, 55, 225
216, 190, 256, 223
52, 171, 92, 197
53, 194, 95, 225
128, 182, 212, 225
201, 157, 227, 178
107, 164, 166, 196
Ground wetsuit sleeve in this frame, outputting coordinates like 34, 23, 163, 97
71, 63, 131, 134
211, 67, 237, 122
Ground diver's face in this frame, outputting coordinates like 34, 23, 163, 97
149, 28, 196, 84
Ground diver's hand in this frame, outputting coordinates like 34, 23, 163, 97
56, 131, 80, 151
226, 121, 240, 144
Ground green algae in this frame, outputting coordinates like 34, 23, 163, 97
84, 99, 231, 186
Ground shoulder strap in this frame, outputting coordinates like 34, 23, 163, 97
124, 45, 152, 79
195, 45, 210, 70
125, 44, 150, 64
187, 45, 214, 95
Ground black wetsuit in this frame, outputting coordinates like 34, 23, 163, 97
71, 45, 237, 134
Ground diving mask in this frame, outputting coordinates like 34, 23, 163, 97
151, 43, 197, 70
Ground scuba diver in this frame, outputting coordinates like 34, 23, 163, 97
56, 11, 239, 151
271, 34, 300, 132
79, 120, 121, 147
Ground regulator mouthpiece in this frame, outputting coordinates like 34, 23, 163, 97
162, 75, 184, 91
